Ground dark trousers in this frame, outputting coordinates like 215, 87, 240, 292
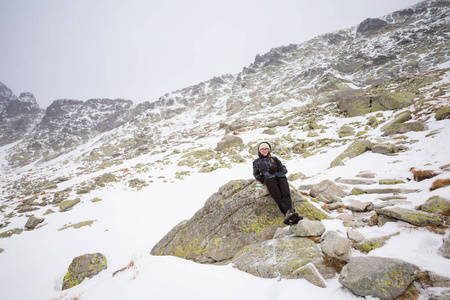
265, 177, 292, 215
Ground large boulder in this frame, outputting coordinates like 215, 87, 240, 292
215, 135, 244, 152
330, 140, 372, 168
151, 179, 329, 263
310, 179, 347, 204
382, 121, 428, 136
232, 237, 334, 282
232, 237, 318, 278
419, 195, 450, 215
62, 253, 107, 290
339, 256, 418, 300
380, 110, 412, 132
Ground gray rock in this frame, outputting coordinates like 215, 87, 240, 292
215, 135, 244, 152
290, 218, 325, 237
310, 179, 347, 198
428, 271, 450, 288
338, 125, 355, 138
376, 207, 443, 226
371, 143, 399, 154
24, 216, 44, 231
380, 110, 412, 132
364, 188, 420, 194
347, 228, 365, 243
273, 227, 292, 239
62, 253, 107, 290
232, 237, 333, 280
320, 231, 352, 262
292, 263, 327, 288
151, 180, 328, 263
356, 172, 376, 179
439, 235, 450, 259
357, 18, 388, 35
346, 201, 374, 212
339, 256, 418, 300
382, 121, 428, 136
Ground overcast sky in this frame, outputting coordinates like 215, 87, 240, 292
0, 0, 424, 108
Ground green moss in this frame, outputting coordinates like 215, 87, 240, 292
59, 220, 95, 231
59, 199, 81, 212
0, 228, 23, 238
351, 187, 365, 195
379, 179, 405, 185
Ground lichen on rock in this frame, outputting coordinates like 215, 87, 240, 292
62, 253, 107, 290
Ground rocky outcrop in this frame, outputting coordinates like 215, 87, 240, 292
376, 207, 443, 226
0, 83, 44, 146
330, 140, 372, 168
339, 256, 418, 300
24, 216, 44, 231
309, 179, 347, 200
62, 253, 107, 290
419, 195, 450, 215
151, 179, 329, 264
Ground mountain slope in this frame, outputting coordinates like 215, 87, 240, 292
1, 0, 449, 168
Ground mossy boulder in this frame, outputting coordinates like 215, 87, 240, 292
380, 110, 411, 132
339, 256, 418, 300
215, 135, 244, 152
376, 207, 442, 226
151, 179, 329, 263
435, 106, 450, 120
59, 198, 81, 212
0, 228, 23, 239
420, 195, 450, 215
59, 220, 95, 231
330, 140, 372, 168
24, 216, 44, 231
62, 253, 107, 290
338, 125, 355, 138
94, 173, 117, 187
371, 143, 399, 155
338, 92, 416, 117
287, 172, 306, 181
379, 179, 405, 185
354, 232, 399, 253
382, 121, 427, 136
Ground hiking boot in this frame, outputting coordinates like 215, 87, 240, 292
284, 209, 301, 225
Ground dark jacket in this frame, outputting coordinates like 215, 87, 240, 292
253, 152, 288, 183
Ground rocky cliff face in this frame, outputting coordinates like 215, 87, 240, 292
0, 82, 44, 147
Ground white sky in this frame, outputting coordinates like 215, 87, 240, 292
0, 0, 424, 108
